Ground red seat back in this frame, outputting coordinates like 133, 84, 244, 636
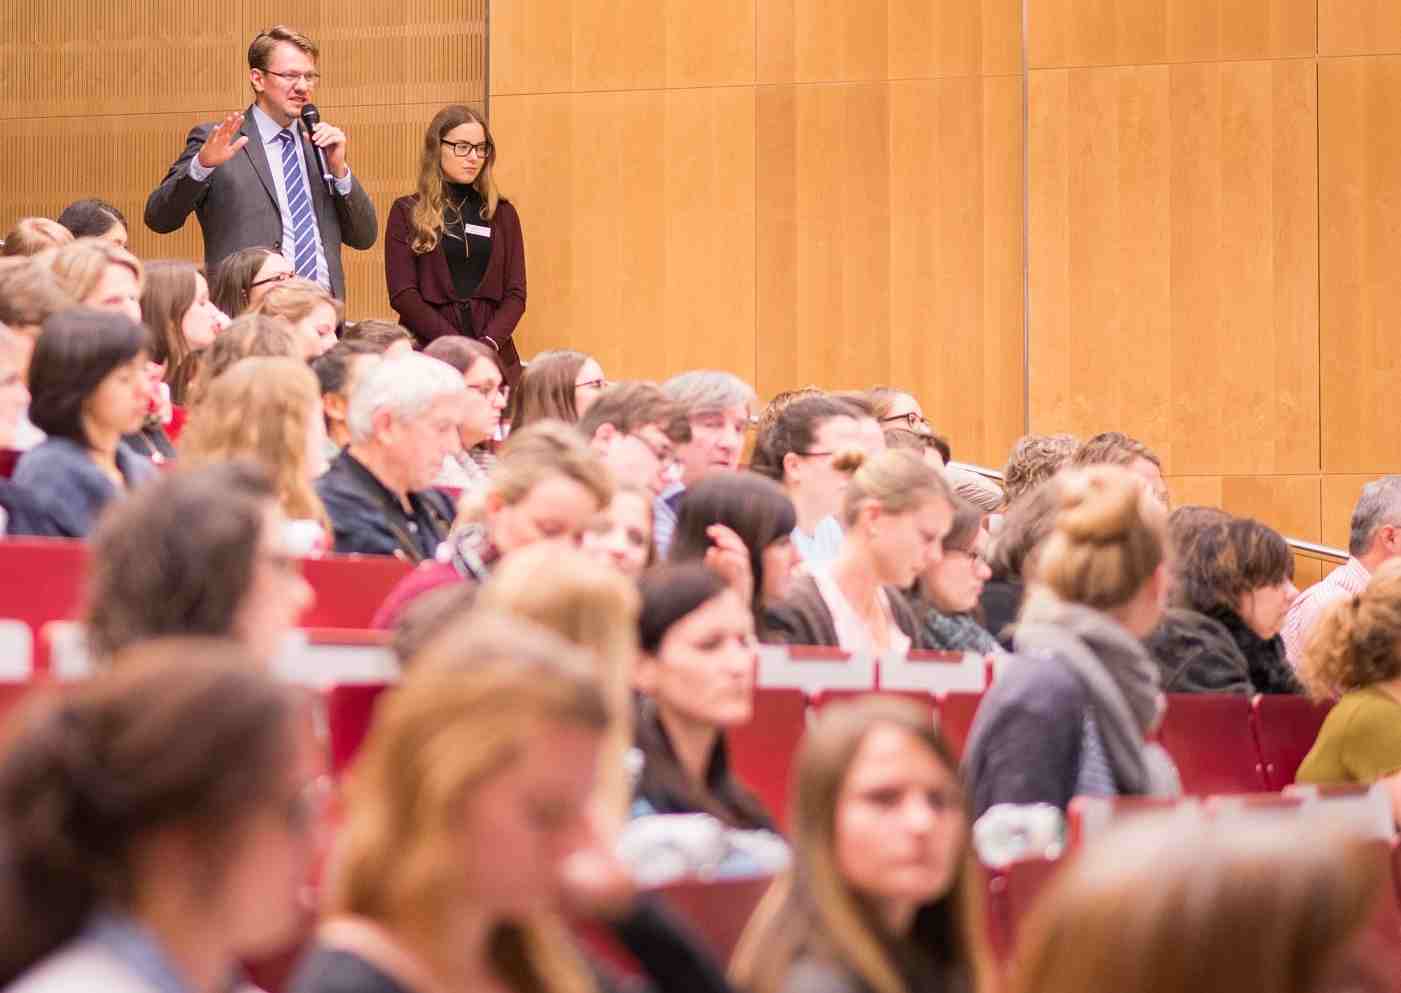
0, 540, 88, 657
326, 682, 392, 776
985, 857, 1061, 962
653, 874, 775, 967
0, 449, 19, 479
1250, 694, 1334, 790
299, 555, 415, 629
937, 692, 983, 760
727, 688, 808, 831
1155, 694, 1266, 794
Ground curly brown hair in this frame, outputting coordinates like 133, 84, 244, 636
1174, 517, 1293, 616
1002, 433, 1078, 505
1299, 560, 1401, 701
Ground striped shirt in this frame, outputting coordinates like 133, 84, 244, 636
1281, 556, 1372, 666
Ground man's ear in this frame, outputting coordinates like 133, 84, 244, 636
590, 422, 618, 453
323, 392, 347, 423
782, 450, 802, 481
370, 406, 397, 445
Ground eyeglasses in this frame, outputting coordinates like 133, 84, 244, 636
261, 69, 321, 87
880, 411, 930, 431
465, 381, 508, 400
442, 139, 494, 159
250, 269, 295, 289
575, 378, 609, 392
628, 432, 678, 467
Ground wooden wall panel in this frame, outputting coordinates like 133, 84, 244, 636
1321, 474, 1371, 553
491, 0, 755, 95
1320, 1, 1401, 56
1027, 0, 1315, 69
1165, 474, 1321, 540
1320, 57, 1401, 474
1028, 59, 1318, 476
491, 88, 757, 384
758, 0, 1022, 83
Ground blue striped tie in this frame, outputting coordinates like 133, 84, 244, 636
275, 129, 319, 281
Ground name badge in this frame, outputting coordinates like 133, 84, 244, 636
464, 223, 492, 238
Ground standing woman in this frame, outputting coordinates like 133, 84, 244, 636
385, 104, 526, 385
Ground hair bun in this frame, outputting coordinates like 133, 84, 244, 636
1055, 469, 1142, 546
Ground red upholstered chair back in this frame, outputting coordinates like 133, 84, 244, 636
727, 687, 808, 832
654, 874, 775, 967
325, 682, 392, 776
1155, 694, 1267, 794
1251, 694, 1334, 790
295, 554, 415, 629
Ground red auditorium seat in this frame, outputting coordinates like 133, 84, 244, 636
1250, 695, 1333, 790
727, 687, 808, 831
0, 449, 19, 479
937, 692, 983, 760
654, 874, 775, 967
985, 857, 1061, 962
0, 539, 87, 649
809, 688, 936, 715
299, 555, 414, 629
1154, 694, 1267, 794
325, 682, 392, 776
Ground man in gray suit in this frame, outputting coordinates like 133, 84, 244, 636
144, 25, 377, 301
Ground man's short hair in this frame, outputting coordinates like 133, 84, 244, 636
1071, 431, 1161, 470
347, 353, 464, 444
0, 259, 74, 329
56, 199, 127, 240
576, 381, 690, 444
311, 340, 380, 397
661, 370, 755, 417
341, 320, 412, 354
248, 25, 319, 70
1349, 476, 1401, 556
1003, 432, 1079, 504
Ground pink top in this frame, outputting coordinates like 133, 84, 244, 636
1281, 557, 1371, 666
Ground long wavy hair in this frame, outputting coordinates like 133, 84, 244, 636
140, 260, 204, 405
410, 104, 500, 255
179, 357, 329, 530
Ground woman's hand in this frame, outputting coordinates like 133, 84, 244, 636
704, 524, 754, 605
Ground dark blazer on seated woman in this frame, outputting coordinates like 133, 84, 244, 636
12, 437, 155, 538
762, 573, 929, 649
384, 194, 525, 384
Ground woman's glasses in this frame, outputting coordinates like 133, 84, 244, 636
442, 139, 493, 159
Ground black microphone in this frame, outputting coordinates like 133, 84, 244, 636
300, 103, 336, 198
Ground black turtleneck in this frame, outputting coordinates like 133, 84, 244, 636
442, 181, 492, 312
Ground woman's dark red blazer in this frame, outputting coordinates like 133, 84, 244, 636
384, 194, 526, 383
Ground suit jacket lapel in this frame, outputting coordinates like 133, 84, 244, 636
238, 107, 279, 212
296, 122, 333, 219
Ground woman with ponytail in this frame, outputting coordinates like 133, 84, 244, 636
1297, 561, 1401, 814
763, 449, 953, 651
0, 639, 319, 993
962, 465, 1180, 818
385, 104, 526, 385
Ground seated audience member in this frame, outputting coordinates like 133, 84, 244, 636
751, 394, 869, 566
1, 217, 73, 257
0, 260, 74, 449
753, 386, 823, 442
311, 341, 382, 461
85, 462, 314, 665
252, 278, 342, 359
209, 246, 294, 317
576, 380, 690, 495
179, 358, 331, 541
46, 238, 143, 323
423, 336, 509, 490
764, 450, 953, 652
316, 353, 464, 560
962, 466, 1180, 818
669, 472, 799, 624
1071, 430, 1169, 507
56, 197, 130, 246
633, 564, 776, 831
1009, 813, 1385, 993
980, 476, 1065, 647
1002, 432, 1078, 506
341, 319, 414, 355
508, 348, 607, 432
0, 641, 319, 993
732, 696, 990, 993
1284, 476, 1401, 665
372, 420, 613, 626
915, 497, 998, 654
581, 485, 655, 579
14, 309, 156, 537
0, 326, 41, 534
1146, 515, 1299, 694
187, 313, 300, 403
140, 260, 226, 405
291, 621, 609, 993
867, 386, 932, 436
654, 370, 757, 557
945, 466, 1005, 524
830, 392, 888, 456
1297, 561, 1401, 810
882, 426, 944, 470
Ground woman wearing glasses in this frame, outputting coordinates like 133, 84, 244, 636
423, 336, 509, 491
385, 105, 526, 386
867, 386, 932, 436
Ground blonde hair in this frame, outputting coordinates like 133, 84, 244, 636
732, 697, 991, 993
331, 615, 603, 993
409, 104, 501, 254
1299, 559, 1401, 701
839, 449, 953, 527
477, 546, 640, 827
46, 238, 143, 301
250, 277, 342, 326
188, 314, 299, 404
2, 217, 73, 257
179, 357, 329, 529
1035, 465, 1167, 610
455, 420, 613, 529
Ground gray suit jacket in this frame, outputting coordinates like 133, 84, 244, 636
143, 106, 378, 300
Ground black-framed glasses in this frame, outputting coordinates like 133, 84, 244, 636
260, 68, 321, 87
442, 139, 494, 159
575, 377, 609, 392
250, 269, 294, 289
880, 411, 930, 431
